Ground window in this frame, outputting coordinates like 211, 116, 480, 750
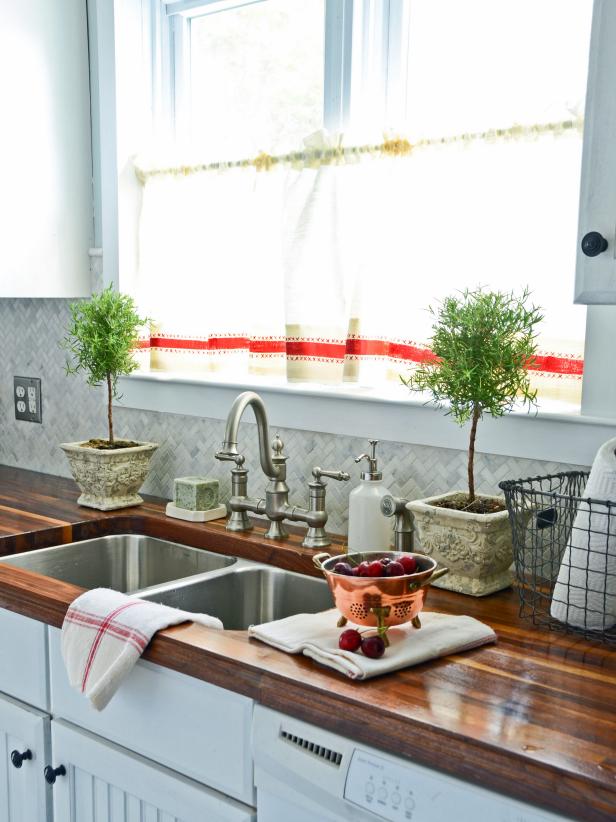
115, 0, 595, 416
188, 0, 326, 156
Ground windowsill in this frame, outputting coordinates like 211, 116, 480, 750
116, 370, 615, 466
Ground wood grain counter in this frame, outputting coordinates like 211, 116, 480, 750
0, 465, 614, 820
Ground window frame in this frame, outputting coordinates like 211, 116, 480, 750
163, 0, 411, 138
164, 0, 364, 140
88, 0, 613, 468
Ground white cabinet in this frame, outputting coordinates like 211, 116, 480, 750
50, 720, 255, 822
0, 692, 51, 821
575, 0, 616, 303
0, 608, 49, 710
0, 0, 92, 297
0, 613, 257, 820
48, 627, 255, 805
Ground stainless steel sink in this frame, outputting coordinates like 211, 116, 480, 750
0, 535, 333, 630
140, 563, 334, 630
0, 535, 236, 593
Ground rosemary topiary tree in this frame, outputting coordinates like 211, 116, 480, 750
62, 286, 147, 447
402, 287, 542, 506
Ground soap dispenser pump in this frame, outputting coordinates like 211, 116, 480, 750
346, 440, 392, 553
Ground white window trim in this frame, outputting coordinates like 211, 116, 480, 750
87, 0, 119, 288
88, 0, 616, 468
117, 370, 613, 466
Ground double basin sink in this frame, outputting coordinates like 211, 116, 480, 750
0, 535, 334, 630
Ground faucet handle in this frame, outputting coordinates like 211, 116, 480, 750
303, 468, 349, 550
312, 467, 350, 484
215, 449, 245, 467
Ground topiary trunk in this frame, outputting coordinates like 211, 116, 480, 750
106, 374, 114, 446
467, 404, 480, 503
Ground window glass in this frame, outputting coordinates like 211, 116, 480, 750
405, 0, 592, 138
390, 0, 594, 408
132, 0, 594, 411
189, 0, 325, 157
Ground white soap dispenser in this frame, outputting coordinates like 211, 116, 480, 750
347, 440, 392, 553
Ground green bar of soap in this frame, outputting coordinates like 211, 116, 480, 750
174, 477, 219, 511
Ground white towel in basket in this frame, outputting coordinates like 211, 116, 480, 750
62, 588, 223, 710
550, 437, 616, 631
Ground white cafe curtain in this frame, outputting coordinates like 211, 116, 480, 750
134, 127, 586, 405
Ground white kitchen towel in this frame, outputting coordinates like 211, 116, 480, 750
62, 588, 223, 710
249, 609, 496, 680
551, 437, 616, 631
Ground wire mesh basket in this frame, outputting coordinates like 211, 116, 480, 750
499, 471, 616, 645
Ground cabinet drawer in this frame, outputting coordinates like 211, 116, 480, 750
0, 609, 48, 710
48, 628, 254, 805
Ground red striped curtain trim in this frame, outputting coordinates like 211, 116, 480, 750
138, 335, 583, 376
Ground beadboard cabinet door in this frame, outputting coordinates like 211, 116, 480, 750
0, 692, 51, 822
50, 720, 256, 822
0, 0, 92, 297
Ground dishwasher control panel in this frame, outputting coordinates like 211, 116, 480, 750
344, 749, 416, 820
344, 749, 564, 822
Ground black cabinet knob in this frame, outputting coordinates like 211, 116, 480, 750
44, 764, 66, 785
10, 749, 32, 769
581, 231, 608, 257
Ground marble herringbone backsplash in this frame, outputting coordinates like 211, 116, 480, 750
0, 299, 586, 534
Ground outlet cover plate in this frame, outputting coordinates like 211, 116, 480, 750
14, 376, 42, 423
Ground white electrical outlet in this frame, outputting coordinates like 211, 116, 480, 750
14, 376, 42, 423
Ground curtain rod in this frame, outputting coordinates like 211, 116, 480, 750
134, 117, 583, 184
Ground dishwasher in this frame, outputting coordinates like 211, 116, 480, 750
253, 706, 569, 822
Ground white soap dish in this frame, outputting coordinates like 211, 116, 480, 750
165, 502, 227, 523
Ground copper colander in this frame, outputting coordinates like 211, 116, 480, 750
313, 551, 447, 632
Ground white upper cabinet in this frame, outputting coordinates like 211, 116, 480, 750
0, 0, 92, 298
576, 0, 616, 304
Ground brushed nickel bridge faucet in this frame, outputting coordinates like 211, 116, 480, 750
215, 391, 349, 548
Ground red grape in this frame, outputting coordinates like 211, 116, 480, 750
361, 636, 386, 659
367, 560, 384, 577
357, 561, 372, 577
399, 555, 418, 575
339, 629, 362, 652
386, 561, 405, 577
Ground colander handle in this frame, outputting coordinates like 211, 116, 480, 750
312, 552, 331, 570
429, 567, 449, 584
409, 566, 449, 592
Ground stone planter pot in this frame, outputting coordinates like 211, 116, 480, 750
407, 491, 513, 596
60, 440, 158, 511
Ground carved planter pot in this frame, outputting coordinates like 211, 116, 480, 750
407, 491, 513, 596
60, 441, 158, 511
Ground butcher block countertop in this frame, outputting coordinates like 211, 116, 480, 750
0, 465, 614, 821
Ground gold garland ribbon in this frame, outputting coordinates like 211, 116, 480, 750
135, 117, 583, 184
381, 137, 413, 156
252, 152, 276, 172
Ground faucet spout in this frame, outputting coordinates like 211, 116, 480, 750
220, 391, 281, 480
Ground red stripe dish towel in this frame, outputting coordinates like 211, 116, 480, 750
62, 588, 223, 710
